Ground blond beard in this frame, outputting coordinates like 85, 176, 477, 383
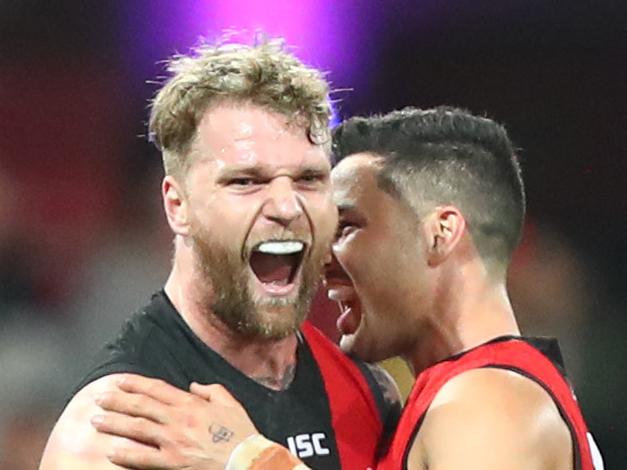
189, 225, 327, 340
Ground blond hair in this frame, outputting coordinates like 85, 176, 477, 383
149, 38, 332, 176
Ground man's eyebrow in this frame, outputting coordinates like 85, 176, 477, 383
337, 204, 357, 215
217, 166, 264, 177
300, 163, 331, 173
218, 162, 329, 177
337, 204, 368, 226
296, 159, 331, 172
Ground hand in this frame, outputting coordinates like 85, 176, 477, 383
91, 375, 258, 469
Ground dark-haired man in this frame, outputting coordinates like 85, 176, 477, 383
93, 107, 603, 469
326, 106, 602, 469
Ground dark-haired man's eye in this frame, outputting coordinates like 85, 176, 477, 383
335, 221, 357, 241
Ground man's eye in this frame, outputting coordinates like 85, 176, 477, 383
229, 178, 258, 187
298, 172, 326, 186
335, 221, 357, 240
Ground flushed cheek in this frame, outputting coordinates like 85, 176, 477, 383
212, 193, 262, 224
202, 207, 250, 245
309, 205, 337, 243
340, 248, 378, 286
317, 218, 337, 247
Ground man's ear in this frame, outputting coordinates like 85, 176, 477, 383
162, 175, 190, 236
425, 206, 466, 266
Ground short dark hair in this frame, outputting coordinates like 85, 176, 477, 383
332, 106, 525, 269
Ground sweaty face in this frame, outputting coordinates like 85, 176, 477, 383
184, 103, 337, 340
328, 153, 429, 361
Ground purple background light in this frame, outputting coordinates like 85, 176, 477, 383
119, 1, 378, 121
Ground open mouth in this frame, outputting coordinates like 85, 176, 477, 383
331, 294, 362, 336
324, 262, 362, 335
248, 240, 306, 290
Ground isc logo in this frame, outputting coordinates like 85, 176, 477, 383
286, 432, 330, 458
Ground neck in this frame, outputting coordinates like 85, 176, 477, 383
164, 248, 299, 390
405, 265, 520, 376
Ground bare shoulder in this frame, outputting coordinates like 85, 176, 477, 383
39, 373, 137, 470
413, 368, 572, 470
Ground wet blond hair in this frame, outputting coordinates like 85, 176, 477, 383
149, 38, 332, 176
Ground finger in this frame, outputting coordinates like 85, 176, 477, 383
117, 375, 183, 406
189, 382, 213, 401
190, 382, 238, 404
91, 411, 165, 447
107, 438, 166, 470
96, 390, 171, 424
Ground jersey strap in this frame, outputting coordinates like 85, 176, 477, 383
302, 321, 383, 470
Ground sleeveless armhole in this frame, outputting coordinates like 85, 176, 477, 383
353, 360, 402, 452
301, 321, 383, 469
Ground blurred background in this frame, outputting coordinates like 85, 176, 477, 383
1, 0, 625, 468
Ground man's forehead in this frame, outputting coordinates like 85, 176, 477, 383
208, 145, 328, 170
332, 153, 383, 191
194, 103, 329, 169
198, 101, 289, 137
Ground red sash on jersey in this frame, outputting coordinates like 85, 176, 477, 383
377, 338, 595, 470
302, 321, 383, 470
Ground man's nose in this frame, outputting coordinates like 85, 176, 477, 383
262, 177, 304, 226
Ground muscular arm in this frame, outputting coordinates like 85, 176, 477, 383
67, 374, 297, 470
70, 364, 398, 470
40, 373, 147, 469
406, 368, 573, 470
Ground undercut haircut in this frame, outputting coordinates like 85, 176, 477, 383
149, 37, 332, 177
332, 106, 525, 269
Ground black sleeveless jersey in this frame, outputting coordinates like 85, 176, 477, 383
74, 291, 397, 470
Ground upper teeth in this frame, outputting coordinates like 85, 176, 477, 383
256, 241, 304, 255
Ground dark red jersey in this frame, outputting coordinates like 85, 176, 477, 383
301, 322, 384, 468
378, 336, 603, 470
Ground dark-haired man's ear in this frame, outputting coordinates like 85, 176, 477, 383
163, 175, 191, 236
426, 206, 466, 266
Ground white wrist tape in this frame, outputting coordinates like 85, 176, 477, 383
226, 434, 309, 470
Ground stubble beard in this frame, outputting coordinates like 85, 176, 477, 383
190, 226, 325, 340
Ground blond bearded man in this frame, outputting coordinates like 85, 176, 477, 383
39, 40, 400, 470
